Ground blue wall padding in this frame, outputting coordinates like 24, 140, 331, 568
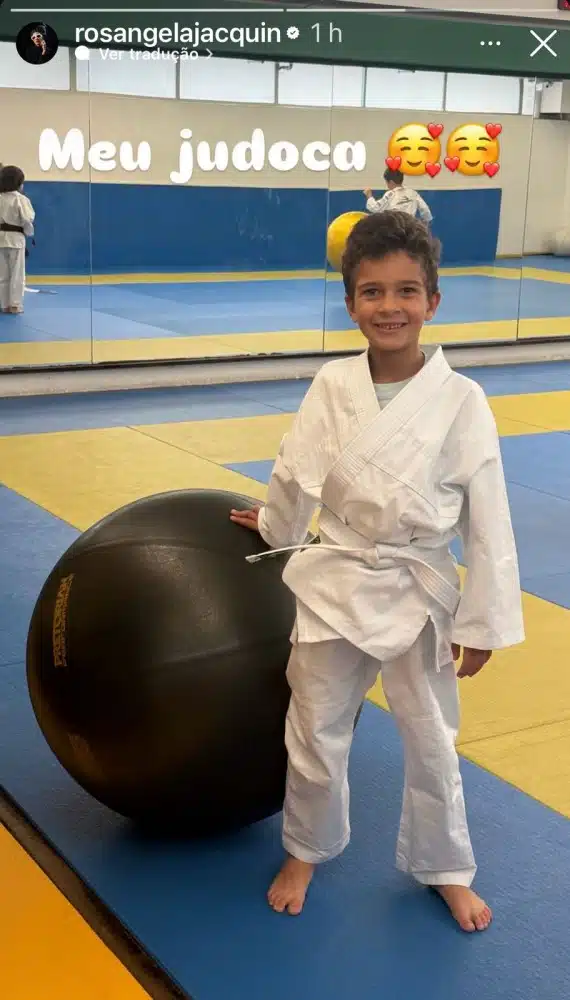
328, 187, 502, 267
24, 181, 501, 274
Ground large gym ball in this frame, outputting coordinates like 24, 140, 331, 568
26, 489, 298, 836
550, 228, 570, 256
327, 211, 367, 271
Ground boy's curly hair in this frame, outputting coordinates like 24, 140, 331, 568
341, 211, 441, 300
0, 165, 25, 194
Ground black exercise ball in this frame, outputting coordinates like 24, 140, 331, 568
26, 489, 298, 835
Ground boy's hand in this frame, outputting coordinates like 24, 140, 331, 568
230, 505, 261, 533
363, 188, 373, 199
452, 644, 492, 678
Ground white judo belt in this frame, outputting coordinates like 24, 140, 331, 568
246, 540, 459, 618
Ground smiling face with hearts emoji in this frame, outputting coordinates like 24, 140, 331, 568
387, 122, 442, 176
446, 123, 501, 176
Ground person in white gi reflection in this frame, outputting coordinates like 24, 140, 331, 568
230, 211, 524, 933
364, 167, 433, 225
0, 166, 35, 314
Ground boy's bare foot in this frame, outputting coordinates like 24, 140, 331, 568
268, 856, 315, 916
436, 885, 492, 932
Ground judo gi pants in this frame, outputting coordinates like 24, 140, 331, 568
282, 621, 477, 886
0, 247, 25, 311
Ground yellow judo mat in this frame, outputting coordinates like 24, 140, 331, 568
0, 825, 150, 999
0, 386, 568, 819
1, 367, 570, 997
3, 260, 570, 367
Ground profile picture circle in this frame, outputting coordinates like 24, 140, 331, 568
16, 22, 59, 65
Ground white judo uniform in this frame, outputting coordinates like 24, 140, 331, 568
367, 187, 433, 225
251, 344, 524, 885
0, 190, 35, 311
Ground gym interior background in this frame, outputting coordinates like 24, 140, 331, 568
2, 12, 570, 1000
2, 42, 570, 367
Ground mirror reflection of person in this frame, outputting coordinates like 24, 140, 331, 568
24, 24, 52, 64
364, 168, 433, 226
0, 165, 36, 315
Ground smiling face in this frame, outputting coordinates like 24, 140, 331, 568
447, 124, 500, 176
345, 252, 440, 356
387, 124, 441, 176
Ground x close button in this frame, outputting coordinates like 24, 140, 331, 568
530, 29, 558, 58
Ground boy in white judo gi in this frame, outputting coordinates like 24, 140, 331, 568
0, 165, 35, 314
230, 211, 524, 933
364, 167, 433, 225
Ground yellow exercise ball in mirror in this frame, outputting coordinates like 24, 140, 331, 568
326, 211, 367, 272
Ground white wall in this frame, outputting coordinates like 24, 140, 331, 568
524, 118, 570, 252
